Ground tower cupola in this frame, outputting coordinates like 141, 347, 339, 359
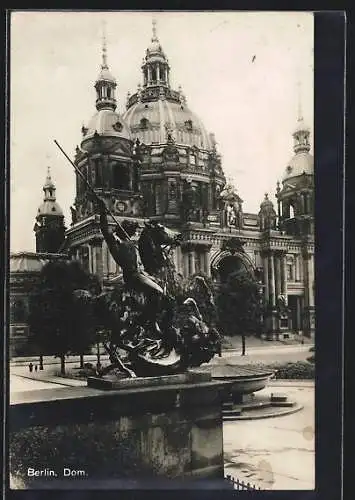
141, 19, 171, 88
94, 23, 117, 111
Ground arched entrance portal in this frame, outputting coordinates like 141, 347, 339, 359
211, 250, 256, 282
218, 255, 250, 282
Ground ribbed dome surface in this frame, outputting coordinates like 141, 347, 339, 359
283, 152, 314, 180
82, 109, 132, 144
123, 99, 213, 150
37, 201, 63, 216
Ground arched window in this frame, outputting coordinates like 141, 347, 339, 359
107, 87, 111, 99
289, 205, 295, 218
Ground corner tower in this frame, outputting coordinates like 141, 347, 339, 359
64, 25, 142, 283
34, 168, 65, 253
276, 86, 314, 238
73, 26, 141, 225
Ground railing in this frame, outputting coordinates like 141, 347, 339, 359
225, 474, 262, 490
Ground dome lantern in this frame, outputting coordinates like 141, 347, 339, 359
43, 166, 56, 202
292, 80, 311, 155
94, 22, 117, 112
141, 19, 171, 89
282, 82, 313, 181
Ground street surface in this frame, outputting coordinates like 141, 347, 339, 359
10, 374, 65, 393
218, 344, 312, 365
223, 383, 315, 489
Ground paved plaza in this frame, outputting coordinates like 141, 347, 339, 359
223, 382, 315, 489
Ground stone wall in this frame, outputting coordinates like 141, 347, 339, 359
10, 378, 230, 489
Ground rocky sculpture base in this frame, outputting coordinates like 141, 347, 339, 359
10, 372, 231, 489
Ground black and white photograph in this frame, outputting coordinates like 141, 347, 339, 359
8, 10, 319, 491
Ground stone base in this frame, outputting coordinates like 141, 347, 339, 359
87, 371, 211, 390
10, 374, 230, 489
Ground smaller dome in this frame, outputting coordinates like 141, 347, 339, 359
82, 109, 132, 144
97, 67, 116, 83
37, 201, 63, 216
283, 152, 314, 180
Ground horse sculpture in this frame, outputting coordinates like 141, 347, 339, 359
74, 198, 221, 378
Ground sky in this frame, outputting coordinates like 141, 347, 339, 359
10, 10, 314, 253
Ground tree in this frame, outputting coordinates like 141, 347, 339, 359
216, 269, 262, 355
28, 260, 100, 375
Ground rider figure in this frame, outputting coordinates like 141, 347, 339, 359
93, 196, 173, 356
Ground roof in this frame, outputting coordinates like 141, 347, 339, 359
10, 252, 69, 273
123, 98, 213, 150
283, 152, 314, 181
37, 200, 64, 217
81, 108, 132, 146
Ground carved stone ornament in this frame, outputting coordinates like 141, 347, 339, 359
115, 200, 127, 213
112, 120, 123, 132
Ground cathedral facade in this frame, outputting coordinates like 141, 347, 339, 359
10, 21, 315, 356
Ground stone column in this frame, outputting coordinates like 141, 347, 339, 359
90, 244, 96, 274
296, 296, 302, 332
128, 163, 134, 191
274, 253, 281, 299
262, 252, 269, 304
88, 245, 94, 274
269, 252, 276, 307
308, 254, 315, 307
294, 254, 299, 281
281, 252, 288, 297
183, 251, 189, 278
302, 253, 310, 307
102, 240, 108, 276
92, 239, 103, 279
189, 249, 196, 276
147, 66, 151, 84
156, 64, 160, 82
205, 249, 211, 277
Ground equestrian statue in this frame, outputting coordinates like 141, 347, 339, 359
54, 139, 222, 378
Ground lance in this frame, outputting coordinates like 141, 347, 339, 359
53, 139, 131, 240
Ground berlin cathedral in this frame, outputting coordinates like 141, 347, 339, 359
10, 21, 315, 356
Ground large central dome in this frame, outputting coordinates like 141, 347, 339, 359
123, 92, 213, 150
122, 20, 214, 151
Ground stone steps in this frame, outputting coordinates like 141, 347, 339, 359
222, 392, 302, 420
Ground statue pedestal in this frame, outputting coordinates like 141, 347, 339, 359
10, 372, 230, 489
